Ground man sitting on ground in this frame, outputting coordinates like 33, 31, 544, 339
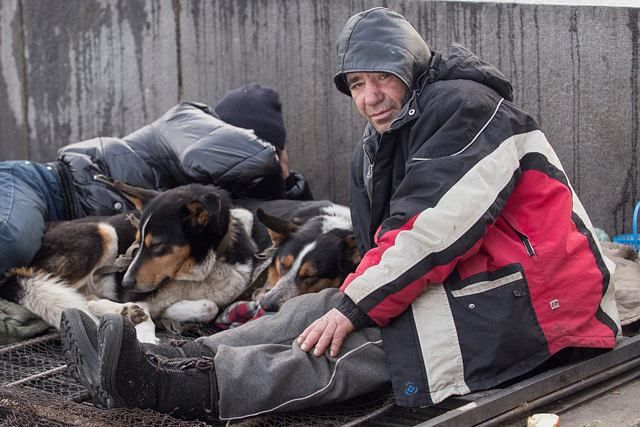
60, 7, 619, 422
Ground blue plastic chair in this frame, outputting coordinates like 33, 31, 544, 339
613, 201, 640, 251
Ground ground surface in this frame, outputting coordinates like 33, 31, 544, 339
499, 378, 640, 427
549, 379, 640, 427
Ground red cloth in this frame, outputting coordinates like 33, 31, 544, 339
214, 301, 268, 330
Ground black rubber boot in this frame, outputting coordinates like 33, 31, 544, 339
97, 314, 218, 421
61, 309, 213, 364
60, 308, 102, 404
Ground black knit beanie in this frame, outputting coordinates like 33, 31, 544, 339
214, 83, 286, 150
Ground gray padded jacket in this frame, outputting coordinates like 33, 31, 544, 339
57, 102, 310, 217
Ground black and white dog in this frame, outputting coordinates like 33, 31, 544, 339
0, 180, 361, 342
240, 200, 361, 312
0, 182, 263, 343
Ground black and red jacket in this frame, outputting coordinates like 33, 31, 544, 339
334, 8, 619, 407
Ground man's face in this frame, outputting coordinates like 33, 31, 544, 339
347, 72, 408, 134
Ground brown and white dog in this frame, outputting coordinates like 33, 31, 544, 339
0, 182, 263, 343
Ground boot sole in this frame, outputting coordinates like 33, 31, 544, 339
60, 309, 105, 406
98, 314, 125, 409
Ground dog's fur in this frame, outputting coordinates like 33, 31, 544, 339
0, 181, 362, 342
0, 183, 263, 343
245, 200, 361, 311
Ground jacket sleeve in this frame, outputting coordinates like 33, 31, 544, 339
58, 137, 158, 215
339, 83, 523, 327
58, 137, 157, 187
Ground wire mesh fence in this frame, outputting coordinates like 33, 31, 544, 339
0, 327, 395, 426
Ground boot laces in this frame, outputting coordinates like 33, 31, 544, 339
169, 339, 190, 348
148, 354, 215, 373
149, 354, 218, 417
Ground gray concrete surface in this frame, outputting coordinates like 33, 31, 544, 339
0, 0, 639, 238
503, 378, 640, 426
557, 379, 640, 427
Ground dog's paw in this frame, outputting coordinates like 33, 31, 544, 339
87, 299, 124, 317
163, 299, 219, 323
88, 300, 150, 326
121, 304, 149, 325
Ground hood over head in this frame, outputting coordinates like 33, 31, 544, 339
334, 7, 432, 96
433, 44, 514, 101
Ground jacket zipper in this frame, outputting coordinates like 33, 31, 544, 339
519, 234, 536, 256
363, 144, 375, 178
504, 216, 535, 256
362, 143, 376, 208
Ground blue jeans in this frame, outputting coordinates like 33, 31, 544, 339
0, 161, 67, 275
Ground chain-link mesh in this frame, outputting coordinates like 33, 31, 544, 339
0, 333, 86, 400
0, 386, 210, 427
0, 328, 395, 426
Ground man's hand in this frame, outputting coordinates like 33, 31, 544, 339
298, 308, 354, 357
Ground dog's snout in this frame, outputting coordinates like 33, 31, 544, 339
121, 275, 136, 289
258, 292, 279, 312
258, 279, 298, 312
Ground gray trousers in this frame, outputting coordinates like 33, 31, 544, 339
197, 288, 390, 421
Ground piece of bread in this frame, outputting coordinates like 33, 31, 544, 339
527, 413, 560, 427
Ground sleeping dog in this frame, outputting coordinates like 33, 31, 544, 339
0, 182, 265, 343
239, 200, 361, 312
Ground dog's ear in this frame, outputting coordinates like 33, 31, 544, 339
183, 201, 210, 228
95, 175, 159, 210
181, 193, 226, 232
256, 208, 298, 246
340, 232, 362, 272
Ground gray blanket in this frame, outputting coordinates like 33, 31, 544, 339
0, 298, 50, 345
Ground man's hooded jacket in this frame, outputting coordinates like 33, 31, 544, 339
57, 102, 311, 217
334, 7, 620, 407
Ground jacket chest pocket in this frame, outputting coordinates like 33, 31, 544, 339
450, 270, 525, 298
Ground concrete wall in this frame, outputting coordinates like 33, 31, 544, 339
0, 0, 638, 237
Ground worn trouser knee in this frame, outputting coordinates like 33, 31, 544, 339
198, 289, 390, 420
198, 288, 344, 351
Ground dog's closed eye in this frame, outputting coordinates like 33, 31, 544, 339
148, 242, 168, 256
301, 275, 318, 285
